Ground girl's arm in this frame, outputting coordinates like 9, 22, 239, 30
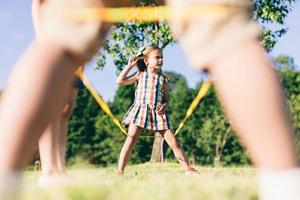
162, 79, 169, 104
157, 82, 169, 115
116, 57, 139, 85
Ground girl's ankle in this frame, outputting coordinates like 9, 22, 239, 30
185, 167, 199, 176
116, 169, 124, 175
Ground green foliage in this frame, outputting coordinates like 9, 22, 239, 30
99, 20, 174, 72
65, 0, 298, 167
261, 28, 287, 51
96, 0, 175, 71
276, 55, 300, 156
66, 55, 300, 166
95, 0, 297, 71
251, 0, 296, 24
67, 71, 248, 166
67, 84, 153, 166
251, 0, 297, 51
274, 54, 297, 70
67, 88, 103, 164
166, 79, 249, 166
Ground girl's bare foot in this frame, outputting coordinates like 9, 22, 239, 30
185, 167, 199, 176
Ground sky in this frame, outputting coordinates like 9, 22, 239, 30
0, 1, 299, 101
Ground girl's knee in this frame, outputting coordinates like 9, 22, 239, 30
127, 133, 139, 141
169, 138, 179, 149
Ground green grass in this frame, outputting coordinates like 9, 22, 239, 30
22, 163, 258, 200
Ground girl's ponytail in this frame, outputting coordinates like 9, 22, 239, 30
136, 55, 147, 72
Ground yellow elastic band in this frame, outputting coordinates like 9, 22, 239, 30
175, 80, 212, 135
76, 66, 128, 136
72, 5, 244, 23
76, 67, 211, 137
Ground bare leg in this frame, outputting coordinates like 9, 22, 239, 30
0, 40, 81, 172
209, 39, 298, 170
0, 0, 135, 196
117, 124, 142, 173
37, 79, 78, 187
159, 129, 190, 171
57, 86, 78, 172
39, 117, 61, 175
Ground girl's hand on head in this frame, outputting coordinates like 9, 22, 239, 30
157, 103, 167, 115
128, 57, 138, 68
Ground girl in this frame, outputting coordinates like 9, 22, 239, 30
116, 46, 198, 175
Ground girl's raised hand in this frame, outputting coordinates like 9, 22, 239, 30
157, 103, 167, 115
128, 57, 138, 68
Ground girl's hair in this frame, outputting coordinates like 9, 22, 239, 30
136, 45, 162, 72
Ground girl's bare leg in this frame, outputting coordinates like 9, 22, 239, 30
39, 117, 61, 176
38, 82, 77, 187
0, 40, 81, 171
57, 86, 78, 172
159, 129, 190, 171
117, 124, 142, 173
209, 39, 297, 170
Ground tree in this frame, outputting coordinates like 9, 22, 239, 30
172, 82, 249, 167
97, 0, 297, 69
66, 56, 300, 166
274, 55, 297, 70
64, 1, 297, 166
96, 0, 174, 71
252, 0, 297, 51
67, 88, 103, 164
94, 0, 297, 163
276, 55, 300, 156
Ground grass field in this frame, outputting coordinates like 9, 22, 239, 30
22, 163, 258, 200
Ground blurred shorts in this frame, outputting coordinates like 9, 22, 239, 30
167, 0, 261, 70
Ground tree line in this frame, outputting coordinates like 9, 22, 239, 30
65, 55, 300, 167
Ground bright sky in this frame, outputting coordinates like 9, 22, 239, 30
0, 1, 299, 101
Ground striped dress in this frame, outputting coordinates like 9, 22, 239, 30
122, 71, 172, 131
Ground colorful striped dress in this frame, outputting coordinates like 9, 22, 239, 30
122, 71, 172, 131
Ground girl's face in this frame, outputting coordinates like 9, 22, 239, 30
145, 49, 163, 71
